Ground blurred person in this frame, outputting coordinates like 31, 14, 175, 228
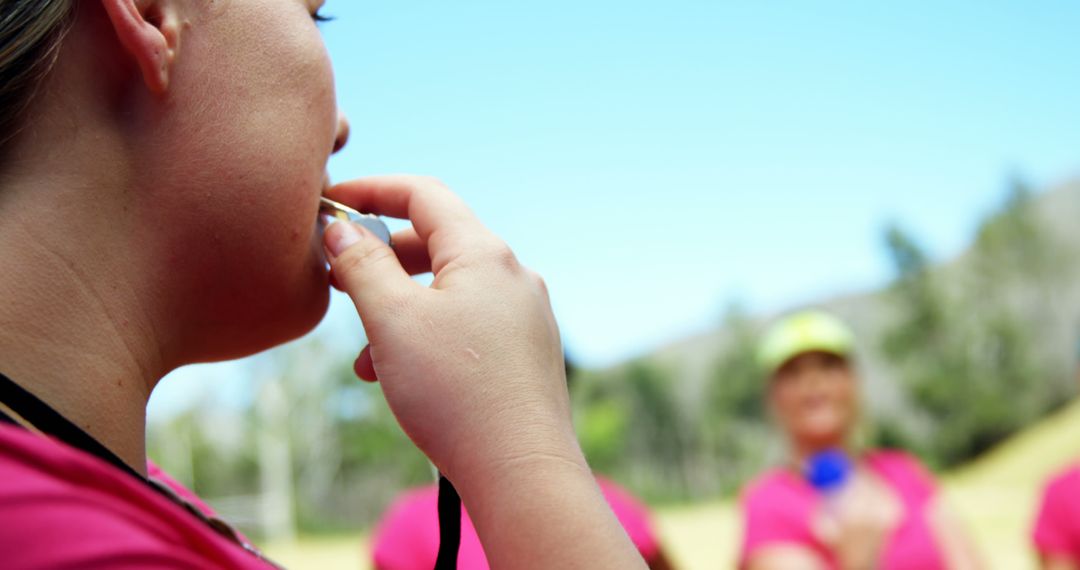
372, 476, 675, 570
1033, 464, 1080, 570
738, 311, 983, 570
1031, 342, 1080, 570
0, 1, 644, 568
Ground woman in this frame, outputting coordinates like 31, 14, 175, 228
738, 310, 983, 570
0, 1, 643, 568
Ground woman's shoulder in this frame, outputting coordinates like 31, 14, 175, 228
737, 467, 823, 564
864, 448, 939, 496
0, 421, 134, 493
0, 423, 272, 568
865, 448, 931, 472
0, 422, 182, 524
740, 467, 811, 509
1043, 463, 1080, 496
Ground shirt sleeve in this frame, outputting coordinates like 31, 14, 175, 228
739, 482, 817, 567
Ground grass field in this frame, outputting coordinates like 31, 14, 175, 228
265, 399, 1080, 569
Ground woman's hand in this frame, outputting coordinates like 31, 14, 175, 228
323, 176, 644, 569
815, 472, 902, 570
322, 175, 570, 484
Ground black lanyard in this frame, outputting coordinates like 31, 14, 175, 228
435, 473, 462, 570
0, 372, 282, 568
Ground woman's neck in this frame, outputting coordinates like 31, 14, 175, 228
0, 154, 169, 477
789, 438, 856, 469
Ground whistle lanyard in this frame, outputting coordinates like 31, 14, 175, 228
0, 372, 283, 569
435, 473, 462, 570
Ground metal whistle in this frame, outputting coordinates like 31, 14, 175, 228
319, 197, 393, 246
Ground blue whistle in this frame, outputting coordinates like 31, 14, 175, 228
805, 449, 852, 492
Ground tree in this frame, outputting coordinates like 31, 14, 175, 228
701, 303, 771, 493
879, 179, 1072, 467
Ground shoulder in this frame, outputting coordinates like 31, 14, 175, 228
148, 461, 220, 519
0, 423, 148, 503
738, 468, 823, 566
0, 425, 264, 569
865, 449, 938, 494
866, 448, 926, 470
739, 468, 816, 531
740, 468, 806, 511
1043, 464, 1080, 497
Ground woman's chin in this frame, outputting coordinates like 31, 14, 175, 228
795, 421, 848, 449
184, 260, 332, 365
269, 260, 334, 345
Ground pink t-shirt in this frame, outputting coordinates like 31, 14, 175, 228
738, 450, 944, 570
0, 423, 277, 569
1033, 464, 1080, 562
372, 477, 660, 569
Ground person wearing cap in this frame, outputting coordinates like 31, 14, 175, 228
737, 310, 983, 570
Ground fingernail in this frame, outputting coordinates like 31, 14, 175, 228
325, 220, 364, 258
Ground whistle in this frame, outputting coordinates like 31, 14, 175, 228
319, 197, 393, 246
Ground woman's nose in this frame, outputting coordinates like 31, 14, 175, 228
333, 112, 350, 154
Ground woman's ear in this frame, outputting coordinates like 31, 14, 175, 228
100, 0, 182, 96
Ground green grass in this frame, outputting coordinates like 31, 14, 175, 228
265, 399, 1080, 569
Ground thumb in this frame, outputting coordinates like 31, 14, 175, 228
324, 220, 415, 317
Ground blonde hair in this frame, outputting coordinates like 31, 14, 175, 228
0, 0, 75, 152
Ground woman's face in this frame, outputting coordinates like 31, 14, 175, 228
768, 351, 858, 449
136, 0, 346, 362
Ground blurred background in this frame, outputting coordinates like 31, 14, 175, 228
146, 2, 1080, 568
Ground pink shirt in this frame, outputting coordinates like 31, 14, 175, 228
739, 450, 944, 570
0, 423, 277, 569
372, 477, 660, 569
1033, 464, 1080, 562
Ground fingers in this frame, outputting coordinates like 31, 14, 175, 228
329, 227, 431, 291
390, 228, 432, 275
325, 176, 499, 273
324, 219, 418, 318
354, 346, 377, 382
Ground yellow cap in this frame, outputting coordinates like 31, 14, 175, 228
758, 310, 855, 376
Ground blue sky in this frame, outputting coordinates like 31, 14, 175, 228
149, 1, 1079, 416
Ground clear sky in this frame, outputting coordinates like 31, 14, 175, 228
149, 1, 1079, 416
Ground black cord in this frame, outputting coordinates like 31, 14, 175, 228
434, 474, 462, 570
